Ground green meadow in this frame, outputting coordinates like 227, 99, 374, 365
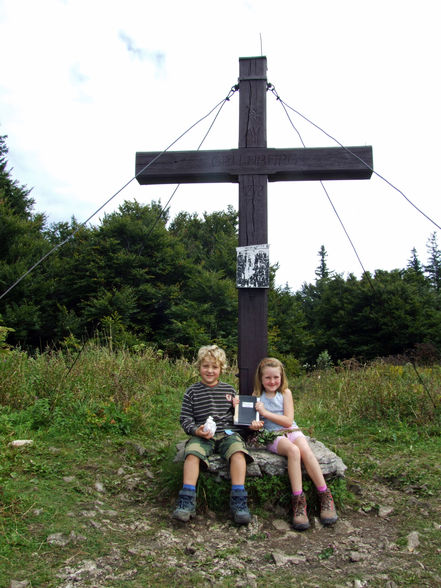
1, 346, 440, 586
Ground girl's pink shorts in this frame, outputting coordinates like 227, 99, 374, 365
266, 429, 305, 454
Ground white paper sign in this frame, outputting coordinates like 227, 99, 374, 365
236, 243, 269, 288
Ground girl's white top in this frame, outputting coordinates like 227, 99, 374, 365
261, 391, 297, 431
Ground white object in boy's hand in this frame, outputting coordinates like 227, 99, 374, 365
203, 416, 217, 435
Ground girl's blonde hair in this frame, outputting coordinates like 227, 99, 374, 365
253, 357, 288, 397
196, 345, 227, 373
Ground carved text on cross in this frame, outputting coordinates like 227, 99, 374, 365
136, 56, 373, 393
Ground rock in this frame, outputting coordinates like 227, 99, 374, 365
80, 510, 97, 518
68, 530, 87, 544
272, 550, 306, 566
94, 481, 105, 492
47, 532, 71, 547
145, 467, 155, 479
378, 506, 394, 518
124, 440, 147, 456
349, 551, 364, 562
124, 475, 141, 490
9, 440, 33, 448
272, 518, 291, 531
238, 514, 262, 537
174, 436, 346, 481
407, 531, 420, 552
9, 581, 30, 588
63, 476, 76, 483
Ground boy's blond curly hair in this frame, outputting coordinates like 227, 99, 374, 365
197, 345, 227, 372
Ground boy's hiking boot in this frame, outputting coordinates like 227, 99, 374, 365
173, 488, 196, 522
291, 492, 310, 531
318, 488, 338, 525
230, 488, 251, 525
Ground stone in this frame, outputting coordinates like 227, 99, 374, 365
271, 550, 306, 566
124, 440, 147, 456
407, 531, 420, 552
47, 532, 70, 547
174, 436, 346, 481
349, 551, 364, 562
9, 440, 33, 448
378, 506, 394, 518
272, 519, 291, 531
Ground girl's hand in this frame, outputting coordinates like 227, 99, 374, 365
249, 420, 264, 431
255, 401, 267, 417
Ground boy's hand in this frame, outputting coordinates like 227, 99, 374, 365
249, 420, 264, 431
232, 396, 239, 407
195, 424, 214, 439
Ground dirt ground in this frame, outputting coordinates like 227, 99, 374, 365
52, 472, 441, 588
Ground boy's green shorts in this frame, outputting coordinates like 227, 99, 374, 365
184, 432, 253, 469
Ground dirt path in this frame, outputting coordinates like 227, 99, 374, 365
52, 474, 441, 587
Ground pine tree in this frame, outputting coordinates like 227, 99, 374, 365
315, 245, 332, 280
425, 232, 441, 290
407, 247, 423, 274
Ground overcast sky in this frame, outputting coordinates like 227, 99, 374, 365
1, 0, 440, 291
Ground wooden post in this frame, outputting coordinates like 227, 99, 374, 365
237, 57, 268, 394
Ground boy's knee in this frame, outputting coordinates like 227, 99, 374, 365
229, 450, 246, 463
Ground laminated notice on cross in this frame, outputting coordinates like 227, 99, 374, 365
236, 244, 269, 288
234, 395, 260, 426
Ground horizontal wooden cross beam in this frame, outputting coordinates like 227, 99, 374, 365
136, 146, 373, 185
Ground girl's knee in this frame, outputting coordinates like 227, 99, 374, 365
285, 443, 301, 459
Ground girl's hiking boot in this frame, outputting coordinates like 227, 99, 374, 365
230, 488, 251, 525
173, 488, 196, 522
318, 488, 338, 525
291, 492, 310, 531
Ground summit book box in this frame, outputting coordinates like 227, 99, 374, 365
234, 396, 260, 426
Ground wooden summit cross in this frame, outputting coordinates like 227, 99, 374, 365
136, 56, 373, 394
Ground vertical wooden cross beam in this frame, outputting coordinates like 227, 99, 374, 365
237, 57, 268, 395
135, 56, 373, 393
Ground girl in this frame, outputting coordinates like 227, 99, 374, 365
252, 357, 337, 530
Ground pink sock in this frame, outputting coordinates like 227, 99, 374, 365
317, 485, 327, 493
292, 490, 303, 496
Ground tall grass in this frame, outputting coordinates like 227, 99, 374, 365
0, 345, 199, 441
1, 346, 439, 444
292, 362, 441, 435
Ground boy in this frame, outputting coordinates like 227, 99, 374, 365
173, 345, 253, 524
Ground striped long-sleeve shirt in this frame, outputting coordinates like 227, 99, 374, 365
179, 380, 240, 436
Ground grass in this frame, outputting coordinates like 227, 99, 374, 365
0, 345, 440, 586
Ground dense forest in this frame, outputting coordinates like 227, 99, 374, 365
1, 134, 441, 367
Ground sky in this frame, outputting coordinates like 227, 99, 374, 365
1, 0, 440, 291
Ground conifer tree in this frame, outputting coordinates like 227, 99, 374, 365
425, 232, 441, 291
